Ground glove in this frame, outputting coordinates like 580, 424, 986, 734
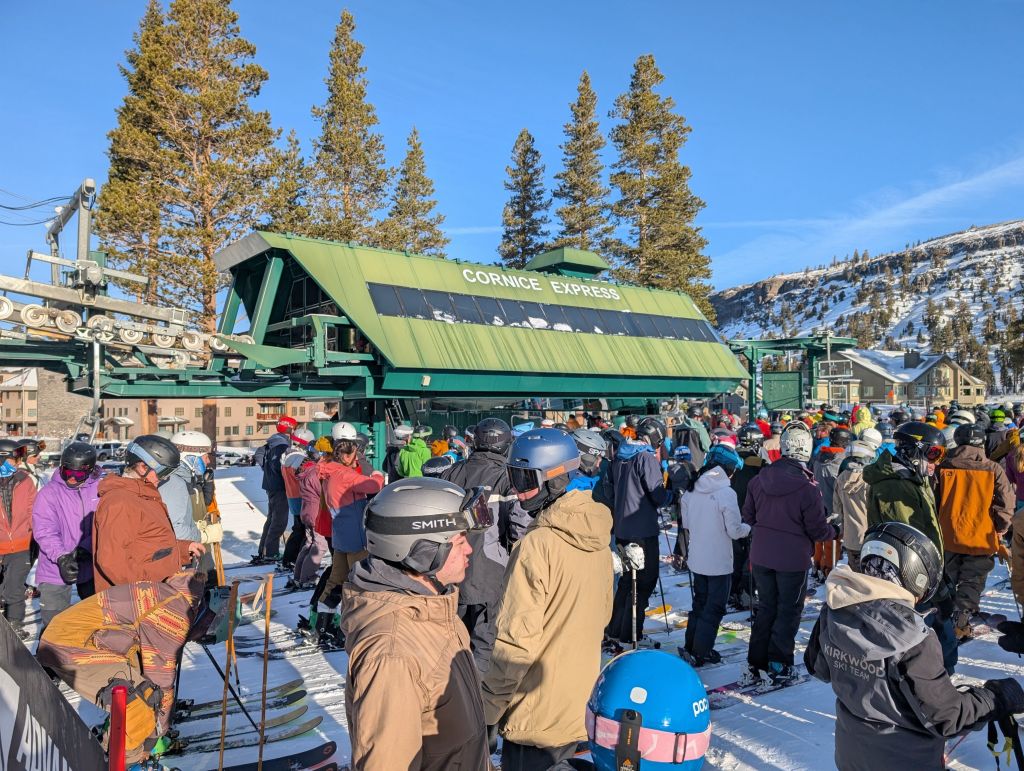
610, 549, 623, 576
487, 724, 499, 754
935, 586, 956, 622
198, 520, 223, 545
621, 542, 645, 571
56, 552, 79, 584
985, 678, 1024, 720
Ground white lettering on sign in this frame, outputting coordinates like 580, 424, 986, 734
16, 703, 70, 771
461, 268, 620, 301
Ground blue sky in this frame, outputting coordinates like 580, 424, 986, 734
2, 1, 1023, 290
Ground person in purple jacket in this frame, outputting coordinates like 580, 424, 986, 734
740, 422, 835, 688
31, 441, 100, 631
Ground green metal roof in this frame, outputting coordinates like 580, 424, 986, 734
216, 232, 748, 396
524, 246, 610, 277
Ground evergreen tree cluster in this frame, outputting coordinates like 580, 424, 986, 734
96, 3, 448, 330
498, 58, 714, 320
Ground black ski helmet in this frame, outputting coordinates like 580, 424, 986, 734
953, 422, 986, 448
124, 434, 180, 480
889, 410, 909, 426
860, 521, 943, 601
601, 429, 626, 457
878, 421, 895, 440
894, 421, 947, 465
686, 405, 702, 419
769, 420, 784, 436
736, 423, 765, 449
421, 455, 455, 477
0, 438, 19, 461
473, 418, 512, 455
829, 427, 854, 449
636, 417, 667, 449
60, 441, 97, 470
442, 425, 460, 441
16, 438, 44, 458
571, 428, 607, 475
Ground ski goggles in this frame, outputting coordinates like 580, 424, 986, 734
59, 466, 91, 484
924, 445, 946, 465
507, 458, 580, 494
586, 707, 712, 764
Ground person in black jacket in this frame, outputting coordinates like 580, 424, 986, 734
605, 418, 670, 646
440, 418, 526, 672
730, 424, 765, 609
805, 521, 1023, 771
252, 415, 297, 565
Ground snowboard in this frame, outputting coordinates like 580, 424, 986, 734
175, 688, 305, 724
162, 715, 324, 756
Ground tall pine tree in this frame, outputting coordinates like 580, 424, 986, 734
94, 0, 168, 304
378, 128, 449, 256
308, 9, 390, 244
96, 0, 281, 330
609, 55, 714, 321
265, 130, 310, 235
498, 129, 550, 270
552, 71, 612, 253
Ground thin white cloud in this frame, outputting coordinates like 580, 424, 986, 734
711, 151, 1024, 288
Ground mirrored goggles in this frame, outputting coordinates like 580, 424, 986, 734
924, 445, 946, 464
460, 486, 494, 531
507, 465, 542, 494
60, 466, 91, 484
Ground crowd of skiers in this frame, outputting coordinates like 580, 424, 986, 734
5, 395, 1024, 769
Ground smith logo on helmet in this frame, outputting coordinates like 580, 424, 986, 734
412, 517, 459, 531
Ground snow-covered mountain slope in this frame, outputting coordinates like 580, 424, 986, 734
711, 220, 1024, 385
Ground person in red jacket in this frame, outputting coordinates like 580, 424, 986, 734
0, 438, 37, 639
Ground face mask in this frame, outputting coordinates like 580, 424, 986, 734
0, 460, 14, 478
184, 455, 207, 476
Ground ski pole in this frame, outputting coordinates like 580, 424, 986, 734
631, 567, 638, 651
217, 579, 245, 769
199, 640, 259, 733
656, 575, 672, 635
257, 572, 274, 771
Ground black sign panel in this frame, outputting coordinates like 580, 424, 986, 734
0, 617, 107, 770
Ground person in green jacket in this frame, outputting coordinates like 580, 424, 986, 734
863, 420, 958, 672
397, 425, 433, 478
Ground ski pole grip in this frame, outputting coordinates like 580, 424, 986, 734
108, 684, 127, 771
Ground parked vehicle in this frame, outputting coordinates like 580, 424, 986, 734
92, 441, 126, 462
216, 447, 254, 466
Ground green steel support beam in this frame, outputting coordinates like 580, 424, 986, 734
240, 254, 284, 371
217, 276, 243, 335
371, 401, 387, 472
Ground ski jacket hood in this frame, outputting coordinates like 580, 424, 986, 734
341, 557, 490, 771
614, 440, 655, 461
825, 563, 916, 611
31, 472, 99, 585
482, 490, 613, 749
694, 464, 732, 494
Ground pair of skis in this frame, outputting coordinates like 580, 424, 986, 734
705, 665, 809, 709
159, 740, 337, 769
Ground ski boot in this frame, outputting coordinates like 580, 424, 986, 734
248, 554, 277, 566
737, 664, 767, 688
954, 609, 974, 641
766, 662, 800, 687
297, 610, 316, 640
601, 636, 624, 657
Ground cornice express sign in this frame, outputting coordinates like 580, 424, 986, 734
461, 268, 622, 301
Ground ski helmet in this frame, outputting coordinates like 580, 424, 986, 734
473, 418, 513, 455
363, 477, 491, 576
292, 428, 315, 447
170, 430, 212, 454
586, 650, 710, 771
276, 415, 298, 434
59, 441, 97, 485
769, 421, 784, 436
849, 440, 875, 460
625, 415, 639, 429
636, 417, 668, 449
124, 434, 180, 480
0, 439, 18, 462
686, 405, 702, 419
572, 428, 607, 476
412, 424, 432, 439
704, 443, 742, 473
878, 422, 895, 440
829, 427, 854, 449
332, 422, 358, 442
421, 455, 455, 478
779, 422, 813, 462
601, 429, 626, 457
506, 428, 581, 512
16, 438, 44, 458
991, 409, 1007, 422
447, 437, 469, 462
894, 421, 947, 467
860, 521, 942, 602
889, 410, 908, 426
442, 425, 459, 440
859, 427, 882, 450
393, 424, 413, 441
953, 422, 986, 448
756, 407, 769, 420
736, 423, 765, 450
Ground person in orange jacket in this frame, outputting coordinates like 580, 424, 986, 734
0, 438, 37, 639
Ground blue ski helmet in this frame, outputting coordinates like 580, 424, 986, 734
587, 650, 710, 770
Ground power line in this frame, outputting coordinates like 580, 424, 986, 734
0, 215, 55, 226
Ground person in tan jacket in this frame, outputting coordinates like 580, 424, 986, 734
482, 428, 613, 771
340, 477, 493, 771
93, 436, 203, 592
832, 440, 875, 572
936, 423, 1015, 639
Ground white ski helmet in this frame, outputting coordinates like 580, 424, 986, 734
948, 409, 975, 426
779, 422, 813, 462
331, 421, 358, 441
170, 430, 212, 456
292, 428, 315, 447
859, 427, 882, 450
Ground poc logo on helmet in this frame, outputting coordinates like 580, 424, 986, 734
412, 517, 459, 531
692, 697, 709, 717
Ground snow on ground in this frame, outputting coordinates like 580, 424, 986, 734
34, 466, 1023, 769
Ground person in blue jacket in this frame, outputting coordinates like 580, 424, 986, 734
605, 418, 672, 647
567, 428, 606, 493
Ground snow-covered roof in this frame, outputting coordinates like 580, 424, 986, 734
0, 368, 37, 390
839, 349, 984, 385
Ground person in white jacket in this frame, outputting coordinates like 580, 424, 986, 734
679, 444, 751, 667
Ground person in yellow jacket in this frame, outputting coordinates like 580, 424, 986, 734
482, 429, 613, 771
